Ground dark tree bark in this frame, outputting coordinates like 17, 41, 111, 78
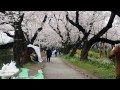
111, 11, 120, 17
69, 37, 82, 57
4, 32, 14, 38
63, 47, 70, 54
31, 27, 42, 44
62, 44, 73, 54
13, 14, 47, 66
13, 14, 29, 67
70, 47, 77, 57
70, 43, 81, 57
13, 30, 28, 67
0, 12, 47, 66
66, 11, 116, 60
80, 41, 93, 59
80, 12, 116, 60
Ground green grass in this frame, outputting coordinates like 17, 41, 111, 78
76, 48, 113, 59
0, 49, 13, 68
61, 55, 115, 79
76, 49, 100, 58
22, 62, 36, 68
0, 49, 11, 55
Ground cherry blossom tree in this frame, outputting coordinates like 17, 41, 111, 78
0, 11, 47, 66
66, 11, 120, 60
48, 11, 79, 54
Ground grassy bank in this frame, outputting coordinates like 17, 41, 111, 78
61, 54, 115, 79
0, 49, 13, 69
22, 62, 36, 67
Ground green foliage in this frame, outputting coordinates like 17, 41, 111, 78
107, 48, 112, 52
0, 49, 13, 68
76, 49, 100, 58
64, 47, 115, 79
76, 49, 81, 55
88, 57, 114, 69
23, 62, 36, 68
0, 49, 10, 56
61, 55, 115, 79
90, 48, 99, 52
89, 50, 100, 58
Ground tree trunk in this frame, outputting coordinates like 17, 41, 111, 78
63, 47, 70, 54
70, 47, 77, 57
69, 42, 81, 57
62, 45, 72, 54
13, 27, 28, 67
80, 41, 92, 60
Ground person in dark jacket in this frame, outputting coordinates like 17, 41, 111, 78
46, 48, 52, 62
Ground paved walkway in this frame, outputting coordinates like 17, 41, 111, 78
43, 57, 87, 79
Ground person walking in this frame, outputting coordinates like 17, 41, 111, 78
46, 48, 52, 62
55, 49, 58, 56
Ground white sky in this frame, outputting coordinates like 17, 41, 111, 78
0, 31, 14, 45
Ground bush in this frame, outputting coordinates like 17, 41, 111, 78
76, 49, 100, 58
89, 50, 100, 58
76, 49, 81, 55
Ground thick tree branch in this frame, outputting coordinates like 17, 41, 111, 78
111, 11, 120, 17
0, 11, 5, 14
31, 14, 47, 44
0, 22, 12, 25
76, 11, 79, 24
31, 27, 42, 44
41, 15, 47, 26
59, 17, 71, 44
49, 12, 64, 41
89, 12, 116, 44
13, 13, 24, 29
49, 19, 64, 41
31, 31, 38, 44
19, 14, 24, 24
99, 38, 120, 45
4, 32, 14, 38
23, 31, 30, 43
66, 12, 77, 27
93, 12, 116, 38
66, 11, 87, 35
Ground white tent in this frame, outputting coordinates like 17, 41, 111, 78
27, 44, 43, 63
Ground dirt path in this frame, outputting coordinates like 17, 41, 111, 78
43, 56, 93, 79
24, 62, 44, 76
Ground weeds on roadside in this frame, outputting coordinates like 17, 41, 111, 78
61, 54, 115, 79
